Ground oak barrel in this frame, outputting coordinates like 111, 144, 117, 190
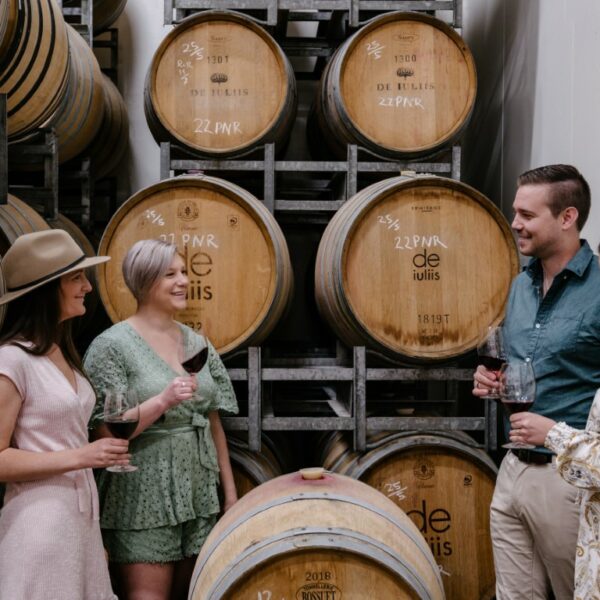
314, 175, 519, 362
308, 12, 477, 159
97, 175, 293, 355
0, 0, 69, 142
62, 0, 127, 34
92, 0, 127, 34
320, 431, 497, 600
144, 10, 297, 157
87, 74, 129, 179
227, 433, 287, 498
189, 470, 446, 600
47, 24, 105, 165
0, 194, 50, 255
0, 0, 18, 63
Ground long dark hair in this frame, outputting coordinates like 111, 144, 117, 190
0, 278, 84, 373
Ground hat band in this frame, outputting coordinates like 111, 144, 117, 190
8, 254, 87, 292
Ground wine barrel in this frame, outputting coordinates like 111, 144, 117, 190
46, 213, 100, 334
308, 12, 477, 159
87, 74, 129, 179
189, 470, 445, 599
0, 195, 51, 255
97, 175, 293, 355
144, 10, 297, 158
320, 431, 497, 600
0, 0, 69, 142
227, 433, 287, 498
314, 175, 519, 362
0, 0, 18, 63
47, 24, 105, 165
93, 0, 127, 34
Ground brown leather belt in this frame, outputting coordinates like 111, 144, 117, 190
512, 449, 553, 465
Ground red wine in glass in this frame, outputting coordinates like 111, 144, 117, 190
479, 355, 506, 372
501, 400, 534, 415
105, 419, 139, 440
499, 361, 536, 449
477, 327, 506, 399
103, 391, 140, 472
182, 346, 209, 374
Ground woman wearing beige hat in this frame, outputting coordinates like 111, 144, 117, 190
0, 229, 127, 600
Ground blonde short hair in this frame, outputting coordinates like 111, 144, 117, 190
122, 239, 178, 303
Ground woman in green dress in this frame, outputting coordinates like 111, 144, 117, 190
84, 239, 238, 600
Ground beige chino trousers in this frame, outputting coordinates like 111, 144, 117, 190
491, 451, 580, 600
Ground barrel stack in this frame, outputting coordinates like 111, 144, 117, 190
1, 3, 513, 599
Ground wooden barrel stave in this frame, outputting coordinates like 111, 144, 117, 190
0, 195, 51, 255
189, 471, 445, 599
86, 74, 129, 180
320, 430, 497, 600
93, 0, 128, 34
48, 24, 105, 164
308, 11, 477, 160
0, 0, 70, 142
144, 10, 297, 158
97, 175, 293, 356
315, 175, 519, 363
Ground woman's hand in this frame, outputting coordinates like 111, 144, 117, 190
509, 412, 557, 447
77, 437, 130, 469
473, 364, 500, 397
159, 375, 197, 409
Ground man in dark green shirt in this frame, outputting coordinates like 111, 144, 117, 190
473, 164, 600, 600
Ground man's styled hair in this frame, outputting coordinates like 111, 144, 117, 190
517, 164, 591, 231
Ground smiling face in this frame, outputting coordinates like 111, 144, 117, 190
511, 184, 567, 259
59, 269, 92, 322
146, 253, 189, 313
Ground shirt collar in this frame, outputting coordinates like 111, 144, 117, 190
525, 240, 594, 280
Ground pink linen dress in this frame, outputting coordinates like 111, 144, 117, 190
0, 344, 116, 600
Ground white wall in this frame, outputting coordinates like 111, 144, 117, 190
113, 0, 600, 250
463, 0, 600, 251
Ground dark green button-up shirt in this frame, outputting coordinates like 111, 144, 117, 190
503, 240, 600, 432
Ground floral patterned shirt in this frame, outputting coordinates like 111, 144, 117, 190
545, 388, 600, 600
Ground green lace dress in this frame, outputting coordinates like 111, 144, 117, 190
83, 322, 238, 559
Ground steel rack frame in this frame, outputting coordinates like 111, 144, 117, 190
222, 346, 496, 453
164, 0, 462, 29
160, 142, 461, 214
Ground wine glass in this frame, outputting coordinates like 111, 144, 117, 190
477, 326, 506, 399
182, 346, 209, 375
498, 361, 536, 450
103, 391, 140, 472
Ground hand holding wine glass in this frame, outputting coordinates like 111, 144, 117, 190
476, 326, 506, 399
103, 391, 140, 472
499, 361, 536, 450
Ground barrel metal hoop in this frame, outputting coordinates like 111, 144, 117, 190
189, 490, 439, 593
349, 434, 498, 479
205, 528, 441, 600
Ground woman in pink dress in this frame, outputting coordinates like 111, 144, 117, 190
0, 230, 128, 600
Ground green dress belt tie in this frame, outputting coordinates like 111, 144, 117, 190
138, 415, 219, 472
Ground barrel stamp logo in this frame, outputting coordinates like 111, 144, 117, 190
393, 33, 420, 43
210, 73, 228, 84
209, 34, 231, 43
414, 458, 435, 480
177, 200, 199, 221
396, 68, 415, 79
296, 582, 341, 600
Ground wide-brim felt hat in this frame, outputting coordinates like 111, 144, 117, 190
0, 229, 110, 306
